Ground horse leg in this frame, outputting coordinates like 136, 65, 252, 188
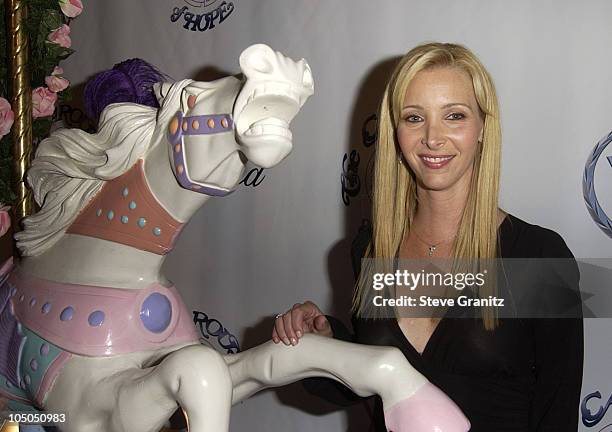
111, 344, 232, 432
113, 345, 232, 432
225, 333, 424, 407
45, 345, 232, 432
224, 334, 470, 432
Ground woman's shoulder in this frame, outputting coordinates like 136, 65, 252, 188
500, 213, 575, 259
501, 214, 582, 318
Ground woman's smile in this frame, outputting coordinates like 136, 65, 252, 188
418, 154, 455, 169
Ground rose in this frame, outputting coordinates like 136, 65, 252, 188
45, 66, 70, 93
32, 87, 58, 118
59, 0, 83, 18
45, 75, 69, 92
0, 205, 10, 238
0, 98, 14, 138
47, 24, 71, 49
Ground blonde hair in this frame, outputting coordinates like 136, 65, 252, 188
352, 42, 502, 330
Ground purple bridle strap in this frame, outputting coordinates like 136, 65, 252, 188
167, 111, 235, 197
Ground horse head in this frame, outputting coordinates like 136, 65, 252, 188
156, 44, 314, 197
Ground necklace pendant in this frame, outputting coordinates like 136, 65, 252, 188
428, 245, 436, 256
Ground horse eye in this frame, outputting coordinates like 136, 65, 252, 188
187, 95, 197, 109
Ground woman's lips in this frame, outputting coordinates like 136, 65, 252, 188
419, 155, 454, 169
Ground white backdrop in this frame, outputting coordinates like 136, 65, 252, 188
61, 1, 612, 430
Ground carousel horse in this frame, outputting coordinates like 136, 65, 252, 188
0, 44, 470, 431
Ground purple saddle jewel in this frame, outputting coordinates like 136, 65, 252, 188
167, 110, 235, 197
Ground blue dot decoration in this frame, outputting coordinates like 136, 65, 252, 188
129, 201, 137, 210
60, 306, 74, 321
122, 187, 129, 197
153, 227, 162, 236
107, 210, 114, 220
121, 215, 129, 224
137, 217, 146, 228
41, 302, 51, 314
30, 359, 38, 372
40, 343, 49, 356
140, 293, 172, 333
88, 310, 105, 327
29, 298, 36, 307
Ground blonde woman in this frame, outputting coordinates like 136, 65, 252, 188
272, 42, 583, 431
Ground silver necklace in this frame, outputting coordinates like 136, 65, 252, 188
412, 229, 457, 256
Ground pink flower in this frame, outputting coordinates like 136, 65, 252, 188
0, 98, 14, 138
0, 205, 10, 238
32, 87, 58, 118
59, 0, 83, 18
45, 66, 69, 92
47, 24, 71, 49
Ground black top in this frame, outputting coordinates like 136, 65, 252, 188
304, 213, 584, 432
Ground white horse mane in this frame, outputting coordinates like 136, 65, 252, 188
15, 79, 193, 256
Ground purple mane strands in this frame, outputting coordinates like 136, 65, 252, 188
84, 58, 169, 122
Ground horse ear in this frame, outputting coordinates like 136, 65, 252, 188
239, 44, 276, 76
153, 82, 173, 106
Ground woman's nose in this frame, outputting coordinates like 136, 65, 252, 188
421, 121, 446, 149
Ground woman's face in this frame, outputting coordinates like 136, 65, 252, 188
397, 67, 484, 192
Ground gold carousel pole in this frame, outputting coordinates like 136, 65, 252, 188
1, 5, 31, 427
5, 0, 33, 228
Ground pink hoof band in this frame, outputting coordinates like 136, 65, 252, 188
384, 382, 470, 432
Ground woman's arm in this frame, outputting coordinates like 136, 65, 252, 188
529, 317, 583, 431
529, 229, 584, 431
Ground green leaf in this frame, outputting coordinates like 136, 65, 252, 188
0, 0, 80, 205
60, 87, 73, 103
40, 10, 64, 33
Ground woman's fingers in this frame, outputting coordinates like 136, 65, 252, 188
282, 310, 298, 345
272, 323, 280, 344
291, 303, 305, 339
272, 301, 327, 345
274, 313, 290, 345
313, 314, 332, 337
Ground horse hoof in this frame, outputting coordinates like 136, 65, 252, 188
384, 382, 470, 432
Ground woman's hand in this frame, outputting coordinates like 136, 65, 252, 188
272, 301, 332, 345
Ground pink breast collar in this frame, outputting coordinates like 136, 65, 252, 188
9, 270, 199, 356
66, 159, 183, 255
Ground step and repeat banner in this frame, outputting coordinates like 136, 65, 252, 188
59, 1, 612, 430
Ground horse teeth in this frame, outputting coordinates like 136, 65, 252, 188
243, 119, 292, 140
260, 118, 288, 127
245, 83, 304, 109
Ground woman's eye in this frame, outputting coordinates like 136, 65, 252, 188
404, 115, 422, 123
447, 112, 465, 120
